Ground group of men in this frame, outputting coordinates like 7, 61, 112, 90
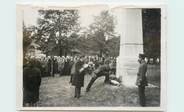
69, 53, 148, 107
23, 53, 148, 107
32, 55, 116, 77
69, 56, 117, 98
23, 55, 117, 106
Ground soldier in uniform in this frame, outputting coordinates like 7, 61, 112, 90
136, 54, 148, 106
86, 59, 112, 92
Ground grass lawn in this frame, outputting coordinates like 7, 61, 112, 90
38, 64, 160, 107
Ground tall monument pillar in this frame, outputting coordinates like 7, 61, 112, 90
116, 8, 143, 87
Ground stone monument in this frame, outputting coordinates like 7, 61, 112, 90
116, 8, 143, 87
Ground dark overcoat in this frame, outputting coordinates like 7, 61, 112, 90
62, 60, 70, 75
70, 60, 85, 87
47, 58, 54, 75
93, 64, 110, 77
53, 59, 58, 74
136, 60, 148, 87
23, 66, 41, 103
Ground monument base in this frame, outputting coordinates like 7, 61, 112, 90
116, 56, 139, 87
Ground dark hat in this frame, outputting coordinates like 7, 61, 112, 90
139, 53, 146, 59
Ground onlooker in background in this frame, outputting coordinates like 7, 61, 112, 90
53, 57, 58, 75
62, 58, 71, 75
145, 57, 148, 63
156, 57, 160, 64
48, 56, 54, 77
149, 58, 154, 65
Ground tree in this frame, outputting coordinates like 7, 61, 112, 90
36, 9, 80, 56
23, 23, 33, 64
142, 9, 161, 59
86, 10, 119, 57
89, 11, 115, 34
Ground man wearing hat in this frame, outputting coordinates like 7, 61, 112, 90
136, 53, 148, 106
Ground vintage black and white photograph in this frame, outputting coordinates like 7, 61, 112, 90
16, 4, 166, 110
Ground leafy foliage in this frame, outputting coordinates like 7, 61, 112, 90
23, 10, 120, 57
23, 23, 34, 64
84, 11, 120, 57
142, 9, 161, 59
36, 9, 80, 56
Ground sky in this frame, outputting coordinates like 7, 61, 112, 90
23, 5, 122, 34
23, 6, 107, 28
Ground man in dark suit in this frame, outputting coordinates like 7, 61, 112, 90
62, 58, 71, 75
70, 56, 88, 98
23, 59, 42, 106
86, 59, 112, 92
53, 57, 58, 74
47, 56, 54, 77
136, 54, 148, 106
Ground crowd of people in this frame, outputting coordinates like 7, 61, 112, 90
23, 54, 118, 106
23, 53, 151, 107
24, 55, 117, 77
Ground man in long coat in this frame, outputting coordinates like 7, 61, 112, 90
70, 57, 87, 98
136, 54, 148, 106
47, 56, 54, 77
23, 59, 41, 106
62, 58, 70, 75
53, 57, 58, 74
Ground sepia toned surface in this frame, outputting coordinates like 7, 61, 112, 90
16, 3, 167, 111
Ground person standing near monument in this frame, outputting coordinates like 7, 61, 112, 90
136, 54, 148, 106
